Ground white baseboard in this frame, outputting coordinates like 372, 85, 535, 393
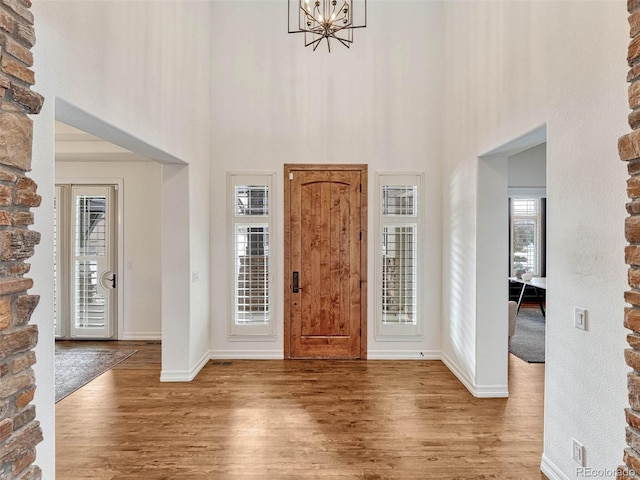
440, 351, 509, 398
209, 350, 441, 360
120, 332, 161, 341
209, 349, 284, 360
540, 454, 569, 480
441, 351, 476, 394
160, 349, 210, 382
474, 383, 509, 398
367, 350, 441, 360
159, 348, 504, 399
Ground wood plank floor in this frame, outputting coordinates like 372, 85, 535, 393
55, 341, 546, 479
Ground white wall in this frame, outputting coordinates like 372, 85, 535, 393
55, 161, 162, 339
209, 0, 445, 359
31, 1, 212, 476
30, 74, 55, 480
440, 1, 629, 478
508, 143, 547, 190
26, 1, 632, 478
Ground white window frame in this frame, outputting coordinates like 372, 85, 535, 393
227, 172, 277, 339
375, 172, 424, 340
509, 194, 544, 277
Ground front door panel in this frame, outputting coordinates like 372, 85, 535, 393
286, 166, 366, 358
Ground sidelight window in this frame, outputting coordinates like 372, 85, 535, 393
376, 174, 424, 339
228, 173, 276, 338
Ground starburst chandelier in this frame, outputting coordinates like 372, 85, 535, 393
288, 0, 367, 52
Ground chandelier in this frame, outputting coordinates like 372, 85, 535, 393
288, 0, 367, 52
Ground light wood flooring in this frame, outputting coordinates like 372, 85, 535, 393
55, 341, 546, 479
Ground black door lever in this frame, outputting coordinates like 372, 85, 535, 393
292, 271, 299, 293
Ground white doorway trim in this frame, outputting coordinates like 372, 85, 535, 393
55, 98, 184, 165
54, 99, 192, 382
476, 124, 547, 396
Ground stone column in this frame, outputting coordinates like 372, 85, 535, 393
0, 0, 44, 478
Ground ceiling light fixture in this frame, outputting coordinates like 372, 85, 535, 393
288, 0, 367, 52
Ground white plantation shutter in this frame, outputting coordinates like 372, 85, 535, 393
382, 225, 417, 325
376, 174, 424, 339
234, 225, 270, 325
510, 198, 542, 276
228, 173, 276, 338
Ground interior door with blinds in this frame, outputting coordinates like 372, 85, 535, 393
55, 184, 117, 339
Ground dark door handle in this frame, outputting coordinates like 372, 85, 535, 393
292, 271, 299, 293
101, 271, 117, 289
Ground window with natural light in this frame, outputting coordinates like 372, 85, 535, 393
382, 225, 417, 325
228, 174, 276, 337
376, 175, 423, 339
510, 198, 542, 276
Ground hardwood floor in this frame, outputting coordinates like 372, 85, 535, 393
55, 342, 546, 479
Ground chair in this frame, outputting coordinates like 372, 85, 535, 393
508, 301, 517, 339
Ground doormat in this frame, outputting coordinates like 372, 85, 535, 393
55, 349, 137, 403
509, 308, 545, 363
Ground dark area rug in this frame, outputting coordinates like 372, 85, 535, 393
55, 349, 137, 403
509, 308, 545, 363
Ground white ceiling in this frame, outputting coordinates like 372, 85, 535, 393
55, 121, 153, 163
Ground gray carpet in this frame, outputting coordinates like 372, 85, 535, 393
509, 307, 545, 363
55, 349, 137, 403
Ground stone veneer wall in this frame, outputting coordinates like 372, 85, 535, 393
0, 0, 43, 478
622, 1, 640, 478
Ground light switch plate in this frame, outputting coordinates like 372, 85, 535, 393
574, 307, 587, 331
572, 438, 585, 466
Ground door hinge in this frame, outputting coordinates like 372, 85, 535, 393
359, 183, 362, 192
359, 231, 362, 241
289, 172, 293, 180
360, 280, 363, 289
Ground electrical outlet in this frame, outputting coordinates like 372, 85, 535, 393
572, 438, 585, 466
574, 307, 587, 331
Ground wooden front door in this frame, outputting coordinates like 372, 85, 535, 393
284, 164, 367, 359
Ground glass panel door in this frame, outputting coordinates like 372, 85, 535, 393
54, 185, 118, 339
67, 185, 116, 338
